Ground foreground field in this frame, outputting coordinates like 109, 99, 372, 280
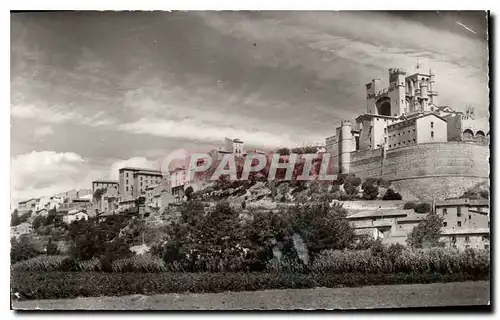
12, 281, 490, 310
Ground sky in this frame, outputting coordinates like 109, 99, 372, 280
10, 11, 489, 205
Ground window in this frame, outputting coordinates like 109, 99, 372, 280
431, 131, 434, 138
457, 207, 461, 217
485, 244, 490, 250
465, 236, 470, 243
468, 215, 471, 220
413, 139, 416, 142
443, 222, 447, 227
389, 145, 392, 148
443, 208, 447, 215
384, 128, 387, 133
482, 235, 489, 241
457, 221, 462, 227
452, 236, 457, 244
431, 122, 434, 128
126, 186, 129, 191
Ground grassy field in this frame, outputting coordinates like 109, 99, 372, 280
12, 281, 490, 310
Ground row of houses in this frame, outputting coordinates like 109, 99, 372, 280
345, 198, 490, 250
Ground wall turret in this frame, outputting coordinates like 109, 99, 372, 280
366, 79, 382, 114
339, 120, 352, 174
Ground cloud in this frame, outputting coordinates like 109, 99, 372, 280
33, 125, 54, 139
10, 151, 89, 206
9, 11, 489, 201
108, 157, 158, 181
118, 117, 302, 149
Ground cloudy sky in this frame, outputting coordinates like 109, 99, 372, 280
10, 11, 489, 205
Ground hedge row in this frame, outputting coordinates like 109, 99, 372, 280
11, 271, 489, 300
12, 247, 490, 275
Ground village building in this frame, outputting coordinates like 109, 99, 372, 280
92, 180, 119, 195
435, 198, 490, 250
119, 167, 164, 198
62, 210, 89, 224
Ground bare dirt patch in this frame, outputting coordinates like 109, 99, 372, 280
12, 280, 490, 310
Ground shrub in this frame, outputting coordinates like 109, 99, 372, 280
11, 255, 73, 272
11, 271, 488, 300
11, 236, 41, 264
46, 238, 59, 255
362, 183, 379, 200
32, 215, 46, 229
111, 254, 168, 273
11, 209, 31, 227
78, 257, 103, 272
310, 247, 489, 275
414, 203, 432, 213
382, 189, 402, 200
403, 202, 417, 209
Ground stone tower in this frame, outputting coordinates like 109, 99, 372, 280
339, 120, 352, 174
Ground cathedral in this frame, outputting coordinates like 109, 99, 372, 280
326, 66, 490, 174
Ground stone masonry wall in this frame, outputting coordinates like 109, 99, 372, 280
349, 142, 490, 201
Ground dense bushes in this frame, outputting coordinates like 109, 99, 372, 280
12, 246, 489, 278
11, 255, 74, 272
11, 270, 489, 300
403, 202, 417, 209
11, 209, 32, 227
310, 247, 489, 275
382, 189, 402, 200
10, 236, 42, 264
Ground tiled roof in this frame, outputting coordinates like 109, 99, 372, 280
441, 228, 489, 236
347, 209, 413, 219
92, 180, 119, 184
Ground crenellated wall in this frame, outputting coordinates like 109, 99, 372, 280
348, 142, 489, 201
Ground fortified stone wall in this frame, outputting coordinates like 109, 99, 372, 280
349, 142, 489, 201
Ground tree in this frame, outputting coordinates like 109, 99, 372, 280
93, 188, 106, 202
407, 213, 444, 248
382, 189, 402, 200
46, 237, 59, 255
291, 202, 355, 255
45, 209, 57, 226
11, 209, 31, 227
276, 147, 290, 156
184, 186, 194, 201
32, 215, 46, 230
11, 236, 40, 264
10, 209, 20, 227
363, 183, 379, 200
403, 202, 417, 209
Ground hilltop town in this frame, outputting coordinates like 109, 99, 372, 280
11, 66, 490, 253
